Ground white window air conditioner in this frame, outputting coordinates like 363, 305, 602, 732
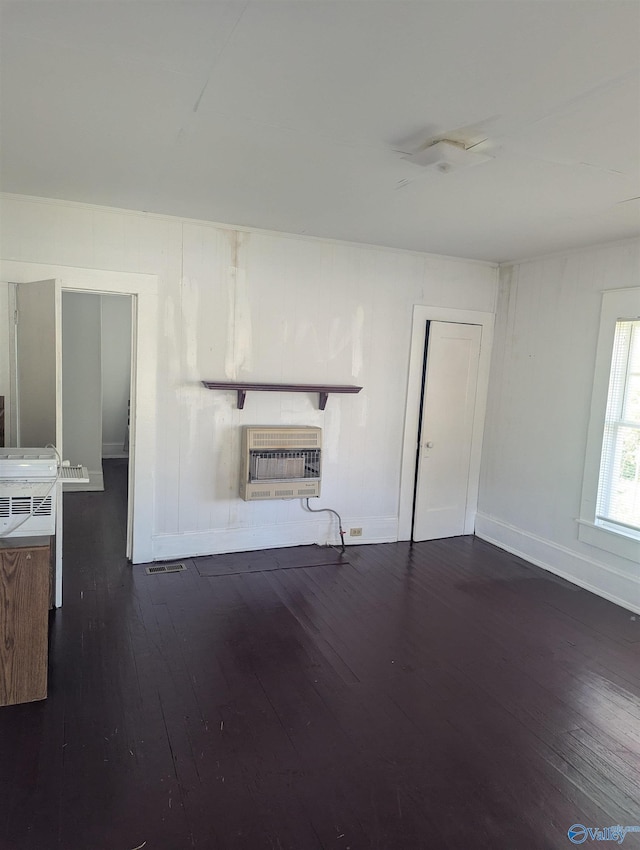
0, 448, 89, 537
240, 427, 322, 501
0, 448, 58, 537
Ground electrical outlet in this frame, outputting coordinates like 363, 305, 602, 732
349, 527, 363, 537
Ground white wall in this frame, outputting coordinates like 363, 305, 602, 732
62, 291, 103, 489
101, 294, 131, 457
0, 194, 497, 558
477, 238, 640, 613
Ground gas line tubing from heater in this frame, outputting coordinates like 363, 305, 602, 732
301, 498, 346, 553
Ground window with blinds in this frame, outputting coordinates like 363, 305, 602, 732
595, 319, 640, 533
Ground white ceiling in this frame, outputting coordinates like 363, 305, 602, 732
1, 0, 639, 263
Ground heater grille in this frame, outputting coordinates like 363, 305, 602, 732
250, 430, 321, 449
240, 427, 322, 500
250, 449, 320, 482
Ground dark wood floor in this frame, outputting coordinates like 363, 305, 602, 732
1, 460, 639, 849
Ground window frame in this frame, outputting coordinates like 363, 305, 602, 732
578, 287, 640, 562
595, 319, 640, 530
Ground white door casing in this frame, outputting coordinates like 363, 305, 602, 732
413, 321, 481, 540
1, 260, 157, 571
398, 305, 494, 541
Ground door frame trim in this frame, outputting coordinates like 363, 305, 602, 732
398, 306, 495, 541
1, 260, 157, 567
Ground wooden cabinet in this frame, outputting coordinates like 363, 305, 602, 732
0, 537, 50, 706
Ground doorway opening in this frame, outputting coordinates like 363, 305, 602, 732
1, 259, 158, 607
61, 291, 133, 551
61, 292, 132, 490
398, 305, 495, 543
410, 321, 431, 542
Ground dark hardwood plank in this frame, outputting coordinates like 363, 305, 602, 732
1, 459, 639, 849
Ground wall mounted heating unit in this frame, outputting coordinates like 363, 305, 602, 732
240, 427, 322, 501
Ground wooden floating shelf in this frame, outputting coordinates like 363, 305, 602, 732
202, 381, 362, 410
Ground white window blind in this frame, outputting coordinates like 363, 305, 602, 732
595, 320, 640, 533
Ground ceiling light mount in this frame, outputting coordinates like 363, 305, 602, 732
403, 139, 492, 173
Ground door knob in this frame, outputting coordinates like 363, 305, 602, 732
425, 441, 434, 448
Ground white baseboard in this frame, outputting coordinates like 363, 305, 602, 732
475, 512, 640, 615
152, 516, 398, 562
63, 469, 105, 493
341, 516, 399, 545
102, 442, 128, 459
